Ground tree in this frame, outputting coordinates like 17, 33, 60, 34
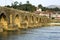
5, 5, 11, 8
5, 1, 36, 12
13, 1, 18, 6
19, 2, 22, 6
38, 4, 43, 8
26, 1, 30, 4
19, 4, 36, 12
11, 1, 18, 8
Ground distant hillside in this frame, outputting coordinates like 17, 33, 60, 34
47, 5, 60, 9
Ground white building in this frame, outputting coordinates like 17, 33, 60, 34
35, 8, 42, 14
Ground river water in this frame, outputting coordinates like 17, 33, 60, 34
0, 26, 60, 40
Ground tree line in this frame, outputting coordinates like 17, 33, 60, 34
5, 1, 60, 12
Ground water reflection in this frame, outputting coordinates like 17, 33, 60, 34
0, 26, 60, 40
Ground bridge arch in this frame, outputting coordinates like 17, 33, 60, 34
14, 14, 21, 28
0, 13, 6, 20
0, 12, 8, 29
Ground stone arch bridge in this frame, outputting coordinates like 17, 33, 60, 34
0, 7, 50, 31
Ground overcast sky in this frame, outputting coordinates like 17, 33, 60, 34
0, 0, 60, 7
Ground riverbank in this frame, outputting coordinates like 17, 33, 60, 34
48, 23, 60, 26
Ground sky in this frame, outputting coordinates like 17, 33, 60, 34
0, 0, 60, 7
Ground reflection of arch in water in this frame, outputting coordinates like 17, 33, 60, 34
14, 14, 21, 28
0, 13, 8, 29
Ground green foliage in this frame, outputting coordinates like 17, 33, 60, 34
12, 1, 18, 6
5, 5, 11, 8
26, 1, 30, 4
5, 1, 36, 12
38, 4, 60, 11
38, 4, 43, 8
18, 4, 36, 12
49, 7, 60, 11
5, 1, 60, 12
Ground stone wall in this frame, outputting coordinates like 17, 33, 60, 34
0, 7, 50, 31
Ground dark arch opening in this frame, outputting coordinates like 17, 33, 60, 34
16, 14, 19, 17
39, 18, 41, 23
25, 16, 28, 21
15, 14, 19, 19
36, 17, 38, 21
0, 13, 6, 20
31, 16, 34, 21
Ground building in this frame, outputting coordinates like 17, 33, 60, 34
35, 9, 60, 19
35, 8, 42, 14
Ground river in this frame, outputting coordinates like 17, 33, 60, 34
0, 26, 60, 40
